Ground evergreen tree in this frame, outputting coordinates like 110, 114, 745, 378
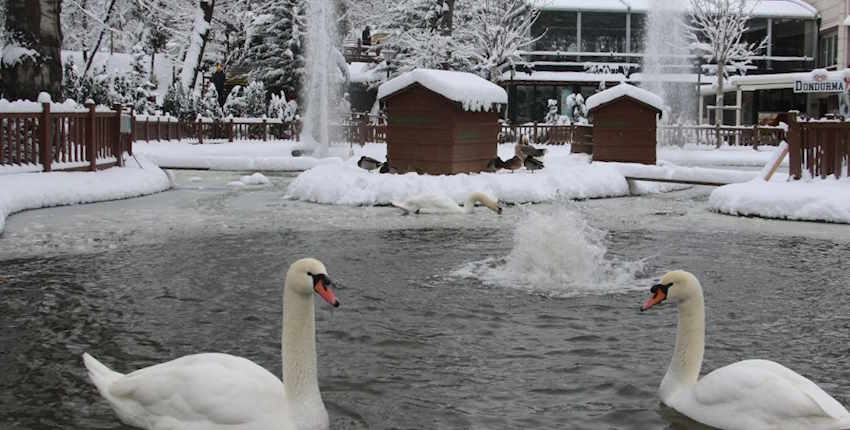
241, 0, 305, 98
242, 81, 268, 117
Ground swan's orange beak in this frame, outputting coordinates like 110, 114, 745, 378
640, 283, 671, 312
313, 276, 340, 308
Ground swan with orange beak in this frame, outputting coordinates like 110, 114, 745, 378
638, 270, 850, 430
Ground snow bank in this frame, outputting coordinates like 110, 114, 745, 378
709, 178, 850, 224
586, 82, 665, 113
658, 144, 789, 167
607, 162, 764, 185
285, 161, 630, 205
377, 69, 507, 112
134, 141, 341, 171
0, 156, 171, 234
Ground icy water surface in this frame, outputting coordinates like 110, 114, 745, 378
1, 171, 850, 429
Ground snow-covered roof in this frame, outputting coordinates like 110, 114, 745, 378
532, 0, 818, 19
378, 69, 508, 112
501, 70, 719, 85
586, 82, 664, 113
348, 62, 385, 84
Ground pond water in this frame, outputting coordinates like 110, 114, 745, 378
1, 171, 849, 429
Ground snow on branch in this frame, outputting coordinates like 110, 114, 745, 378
686, 0, 767, 79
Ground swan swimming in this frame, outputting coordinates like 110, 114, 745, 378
83, 258, 340, 430
641, 270, 850, 430
391, 192, 503, 215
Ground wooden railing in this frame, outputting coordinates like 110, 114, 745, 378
1, 102, 126, 172
132, 115, 301, 144
658, 124, 786, 147
499, 123, 594, 146
787, 112, 850, 179
133, 113, 388, 145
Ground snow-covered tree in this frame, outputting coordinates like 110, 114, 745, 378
241, 80, 268, 117
198, 82, 223, 119
162, 82, 198, 120
687, 0, 767, 146
461, 0, 541, 82
240, 0, 305, 98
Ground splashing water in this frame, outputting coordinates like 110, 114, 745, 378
642, 0, 695, 124
302, 0, 341, 157
455, 207, 645, 297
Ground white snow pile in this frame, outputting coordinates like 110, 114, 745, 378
659, 144, 789, 167
286, 160, 630, 206
586, 82, 665, 113
238, 172, 271, 185
134, 141, 341, 171
0, 156, 171, 234
606, 161, 766, 185
377, 69, 507, 112
709, 177, 850, 224
0, 96, 89, 113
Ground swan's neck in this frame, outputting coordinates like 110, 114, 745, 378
660, 295, 705, 400
282, 287, 322, 403
465, 193, 498, 214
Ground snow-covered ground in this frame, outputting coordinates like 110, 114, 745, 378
710, 177, 850, 224
133, 140, 344, 171
0, 156, 171, 234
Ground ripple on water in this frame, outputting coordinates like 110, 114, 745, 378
452, 206, 648, 297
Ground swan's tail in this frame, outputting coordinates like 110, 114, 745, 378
83, 353, 124, 395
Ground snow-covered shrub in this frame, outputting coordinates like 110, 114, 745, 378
544, 99, 559, 124
567, 92, 587, 124
223, 85, 247, 117
199, 83, 224, 120
162, 83, 198, 121
242, 81, 268, 118
269, 91, 298, 122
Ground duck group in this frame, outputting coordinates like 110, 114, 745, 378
83, 261, 850, 430
487, 134, 546, 173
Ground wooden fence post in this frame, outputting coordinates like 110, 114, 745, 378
198, 120, 204, 145
40, 102, 52, 172
129, 109, 135, 156
229, 118, 234, 142
86, 102, 97, 171
263, 118, 268, 141
787, 111, 801, 180
113, 104, 124, 167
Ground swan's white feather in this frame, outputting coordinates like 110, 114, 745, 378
669, 359, 850, 430
391, 194, 464, 214
87, 353, 294, 430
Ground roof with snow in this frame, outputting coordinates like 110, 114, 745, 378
586, 83, 665, 114
531, 0, 818, 19
377, 69, 508, 112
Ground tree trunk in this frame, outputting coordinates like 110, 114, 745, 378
1, 0, 63, 101
83, 0, 119, 75
181, 0, 215, 92
442, 0, 455, 35
715, 66, 724, 148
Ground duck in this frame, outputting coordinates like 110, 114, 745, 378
640, 270, 850, 430
517, 135, 547, 159
486, 157, 507, 172
391, 192, 503, 215
378, 161, 397, 174
503, 156, 523, 173
83, 258, 341, 430
357, 156, 382, 171
523, 156, 544, 173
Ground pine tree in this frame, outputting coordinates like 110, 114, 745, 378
242, 80, 268, 117
241, 0, 305, 98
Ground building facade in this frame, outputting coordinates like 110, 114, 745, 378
505, 0, 846, 125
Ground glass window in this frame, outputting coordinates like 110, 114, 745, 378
630, 14, 646, 53
533, 11, 578, 52
581, 13, 627, 53
743, 18, 768, 50
772, 19, 806, 58
818, 32, 838, 67
514, 85, 535, 123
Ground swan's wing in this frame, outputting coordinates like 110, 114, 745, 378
692, 359, 849, 425
108, 353, 291, 429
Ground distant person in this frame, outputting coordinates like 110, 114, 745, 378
212, 63, 226, 107
362, 26, 372, 47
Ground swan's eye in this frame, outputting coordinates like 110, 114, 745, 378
651, 283, 672, 295
307, 272, 314, 277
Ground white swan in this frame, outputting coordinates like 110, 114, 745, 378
641, 270, 850, 430
83, 258, 340, 430
391, 192, 503, 215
